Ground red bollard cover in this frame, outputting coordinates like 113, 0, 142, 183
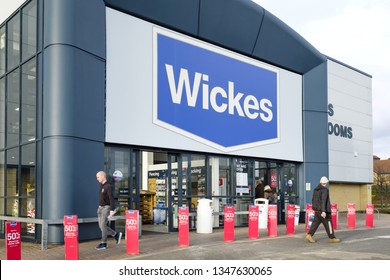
224, 205, 235, 242
286, 204, 295, 235
331, 203, 338, 230
6, 221, 21, 260
305, 204, 314, 233
126, 210, 139, 254
268, 204, 278, 237
63, 215, 79, 260
178, 206, 189, 246
366, 203, 374, 228
347, 203, 356, 229
248, 205, 259, 239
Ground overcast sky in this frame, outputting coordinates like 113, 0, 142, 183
253, 0, 390, 160
1, 0, 389, 159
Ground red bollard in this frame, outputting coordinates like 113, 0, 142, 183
224, 205, 235, 242
248, 204, 259, 239
63, 215, 79, 260
126, 210, 139, 254
268, 204, 278, 237
331, 203, 338, 230
347, 203, 356, 229
305, 204, 314, 233
178, 206, 189, 246
366, 203, 374, 228
286, 204, 295, 235
5, 221, 21, 260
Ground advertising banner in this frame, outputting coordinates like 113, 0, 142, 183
347, 203, 356, 229
305, 204, 314, 233
268, 204, 278, 237
270, 173, 278, 189
366, 203, 374, 228
248, 204, 259, 239
178, 206, 189, 246
64, 215, 79, 260
286, 204, 295, 235
224, 205, 235, 242
331, 203, 338, 230
5, 221, 21, 260
126, 210, 139, 254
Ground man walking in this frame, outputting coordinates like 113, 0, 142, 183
306, 176, 340, 243
95, 171, 122, 250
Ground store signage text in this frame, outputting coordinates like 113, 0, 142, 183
154, 28, 279, 152
328, 103, 353, 139
165, 65, 273, 122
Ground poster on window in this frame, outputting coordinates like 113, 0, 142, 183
270, 173, 278, 189
236, 160, 249, 194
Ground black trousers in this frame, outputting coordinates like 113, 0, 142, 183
308, 212, 336, 239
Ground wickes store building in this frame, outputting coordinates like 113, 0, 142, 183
0, 0, 373, 244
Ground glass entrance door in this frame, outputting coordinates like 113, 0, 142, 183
104, 147, 139, 233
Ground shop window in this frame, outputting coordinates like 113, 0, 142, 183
6, 147, 18, 216
0, 151, 4, 214
0, 26, 5, 75
0, 77, 4, 149
7, 14, 20, 71
282, 163, 298, 205
21, 143, 35, 234
104, 146, 131, 210
6, 69, 20, 146
21, 58, 36, 143
22, 0, 37, 62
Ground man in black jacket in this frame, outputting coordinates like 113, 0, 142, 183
95, 171, 122, 250
306, 176, 340, 243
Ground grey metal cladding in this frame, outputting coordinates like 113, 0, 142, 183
104, 0, 326, 74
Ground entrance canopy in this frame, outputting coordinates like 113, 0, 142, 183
104, 0, 326, 74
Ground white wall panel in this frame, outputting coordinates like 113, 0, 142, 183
328, 60, 373, 183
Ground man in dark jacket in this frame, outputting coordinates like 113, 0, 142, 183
95, 171, 122, 250
306, 176, 340, 243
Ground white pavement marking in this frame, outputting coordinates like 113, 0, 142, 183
342, 235, 390, 243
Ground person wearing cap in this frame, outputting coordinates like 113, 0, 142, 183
264, 185, 275, 204
305, 176, 340, 243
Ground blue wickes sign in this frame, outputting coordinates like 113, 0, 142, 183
153, 28, 279, 152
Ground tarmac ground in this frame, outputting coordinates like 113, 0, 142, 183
1, 212, 390, 260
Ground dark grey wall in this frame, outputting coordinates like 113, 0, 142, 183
301, 62, 329, 204
42, 0, 106, 242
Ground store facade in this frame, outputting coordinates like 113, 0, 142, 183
0, 0, 372, 243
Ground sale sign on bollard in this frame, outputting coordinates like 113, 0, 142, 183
6, 221, 21, 260
305, 204, 314, 233
63, 215, 79, 260
347, 203, 356, 229
224, 205, 235, 242
331, 203, 338, 230
366, 203, 374, 228
286, 204, 295, 235
268, 204, 278, 237
248, 204, 259, 239
178, 206, 189, 246
126, 210, 139, 254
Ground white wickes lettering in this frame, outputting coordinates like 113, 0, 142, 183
165, 64, 273, 122
165, 64, 201, 107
